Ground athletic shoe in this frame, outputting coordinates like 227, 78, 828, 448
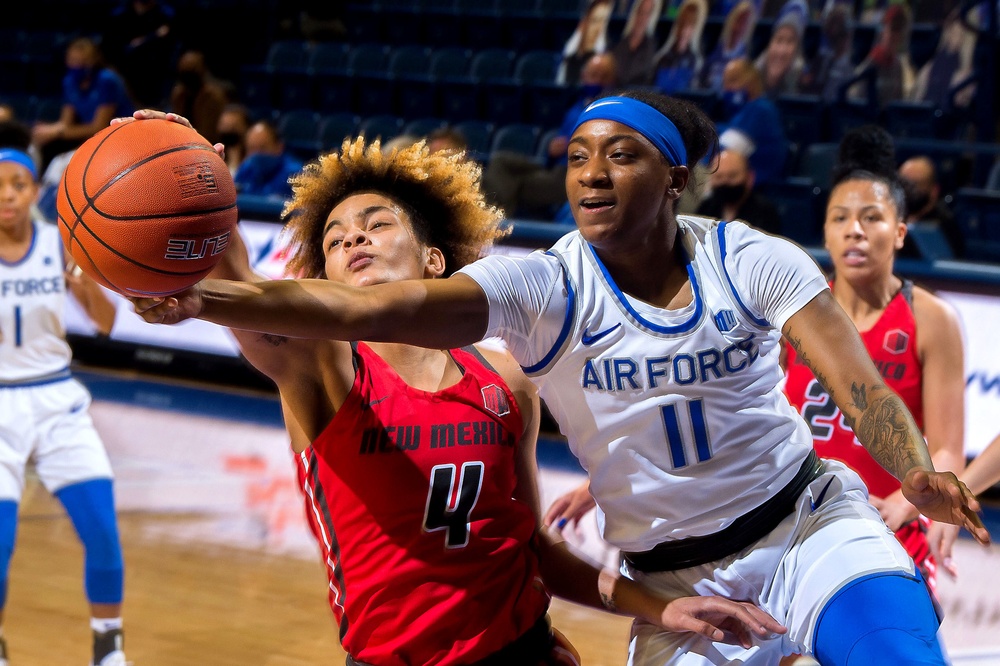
92, 628, 127, 666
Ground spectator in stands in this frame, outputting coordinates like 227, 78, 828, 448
611, 0, 663, 87
898, 156, 964, 258
851, 3, 914, 106
0, 105, 14, 124
101, 0, 178, 107
699, 0, 757, 91
30, 37, 135, 174
798, 2, 855, 101
216, 104, 252, 176
716, 58, 789, 184
652, 0, 707, 94
380, 134, 420, 154
696, 148, 781, 235
753, 0, 807, 97
169, 50, 233, 145
557, 0, 614, 86
233, 119, 304, 200
911, 8, 977, 109
485, 53, 618, 220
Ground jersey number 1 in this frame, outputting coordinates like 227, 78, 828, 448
1, 306, 23, 346
661, 399, 712, 468
423, 462, 484, 548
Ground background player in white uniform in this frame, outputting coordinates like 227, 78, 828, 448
0, 148, 126, 666
132, 91, 987, 665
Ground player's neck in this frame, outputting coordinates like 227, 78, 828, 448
366, 342, 462, 393
832, 274, 901, 324
0, 219, 33, 261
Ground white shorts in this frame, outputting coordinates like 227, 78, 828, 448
623, 460, 915, 665
0, 378, 113, 500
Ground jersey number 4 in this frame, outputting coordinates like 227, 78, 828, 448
661, 399, 713, 468
423, 462, 484, 549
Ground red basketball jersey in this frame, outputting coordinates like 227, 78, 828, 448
295, 342, 550, 666
784, 281, 933, 584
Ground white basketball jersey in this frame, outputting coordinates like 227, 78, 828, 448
0, 221, 72, 382
462, 217, 828, 551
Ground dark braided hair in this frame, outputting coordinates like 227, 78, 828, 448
831, 124, 907, 218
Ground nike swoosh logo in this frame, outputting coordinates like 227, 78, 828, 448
581, 323, 622, 346
361, 396, 389, 410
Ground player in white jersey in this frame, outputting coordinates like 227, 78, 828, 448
0, 148, 127, 666
132, 90, 988, 665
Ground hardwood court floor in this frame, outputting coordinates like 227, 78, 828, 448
9, 487, 631, 666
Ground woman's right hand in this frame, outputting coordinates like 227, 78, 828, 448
130, 285, 205, 325
544, 480, 596, 531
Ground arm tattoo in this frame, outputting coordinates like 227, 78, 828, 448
260, 333, 289, 347
852, 386, 925, 478
786, 333, 833, 393
600, 590, 617, 611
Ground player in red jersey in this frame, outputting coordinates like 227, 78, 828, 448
119, 110, 786, 665
782, 125, 967, 593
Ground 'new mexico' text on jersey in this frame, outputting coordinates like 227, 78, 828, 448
461, 217, 828, 552
296, 342, 549, 666
0, 221, 71, 382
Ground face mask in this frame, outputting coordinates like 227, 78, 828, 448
218, 131, 243, 148
721, 89, 747, 116
177, 71, 203, 90
905, 189, 930, 214
67, 66, 92, 86
714, 182, 747, 204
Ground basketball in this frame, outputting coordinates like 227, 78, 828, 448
56, 119, 238, 298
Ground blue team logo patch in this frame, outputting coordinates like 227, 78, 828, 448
481, 384, 510, 417
883, 329, 909, 354
714, 310, 737, 332
43, 256, 53, 265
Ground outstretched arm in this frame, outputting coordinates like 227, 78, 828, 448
782, 290, 989, 545
133, 273, 493, 351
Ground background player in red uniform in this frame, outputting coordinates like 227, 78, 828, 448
120, 111, 785, 665
782, 125, 967, 595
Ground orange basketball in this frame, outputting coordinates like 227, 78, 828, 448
56, 119, 238, 298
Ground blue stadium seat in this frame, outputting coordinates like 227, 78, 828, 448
358, 114, 405, 143
349, 43, 393, 77
776, 94, 826, 146
756, 178, 825, 247
672, 88, 720, 121
826, 99, 879, 142
525, 83, 578, 128
429, 47, 473, 82
952, 188, 1000, 263
453, 120, 494, 160
883, 100, 941, 139
490, 123, 541, 157
308, 42, 351, 75
470, 48, 517, 83
514, 50, 560, 84
278, 110, 322, 161
388, 45, 434, 81
319, 112, 361, 150
265, 40, 310, 72
795, 142, 838, 192
482, 82, 525, 125
535, 127, 562, 164
906, 221, 955, 261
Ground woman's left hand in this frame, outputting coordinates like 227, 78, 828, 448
902, 468, 989, 546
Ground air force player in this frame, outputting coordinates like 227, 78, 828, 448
0, 148, 127, 666
131, 91, 989, 665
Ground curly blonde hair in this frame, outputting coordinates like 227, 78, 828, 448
281, 137, 507, 279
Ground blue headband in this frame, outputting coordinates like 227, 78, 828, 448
0, 149, 37, 180
571, 96, 688, 167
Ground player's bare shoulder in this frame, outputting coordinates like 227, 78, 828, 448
474, 341, 537, 399
911, 284, 964, 356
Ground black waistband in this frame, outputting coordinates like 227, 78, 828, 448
623, 450, 824, 573
345, 614, 552, 666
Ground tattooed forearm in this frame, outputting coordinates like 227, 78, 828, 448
260, 333, 289, 347
786, 333, 834, 395
852, 385, 930, 479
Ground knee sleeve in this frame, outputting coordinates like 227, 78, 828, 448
814, 570, 945, 666
55, 479, 124, 604
0, 500, 18, 607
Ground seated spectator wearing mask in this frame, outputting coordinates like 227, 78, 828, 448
216, 104, 251, 176
716, 58, 788, 184
898, 155, 963, 258
169, 50, 232, 144
233, 119, 304, 200
696, 148, 781, 235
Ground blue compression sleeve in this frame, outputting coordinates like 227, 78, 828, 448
0, 500, 17, 608
814, 570, 945, 666
55, 479, 124, 604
